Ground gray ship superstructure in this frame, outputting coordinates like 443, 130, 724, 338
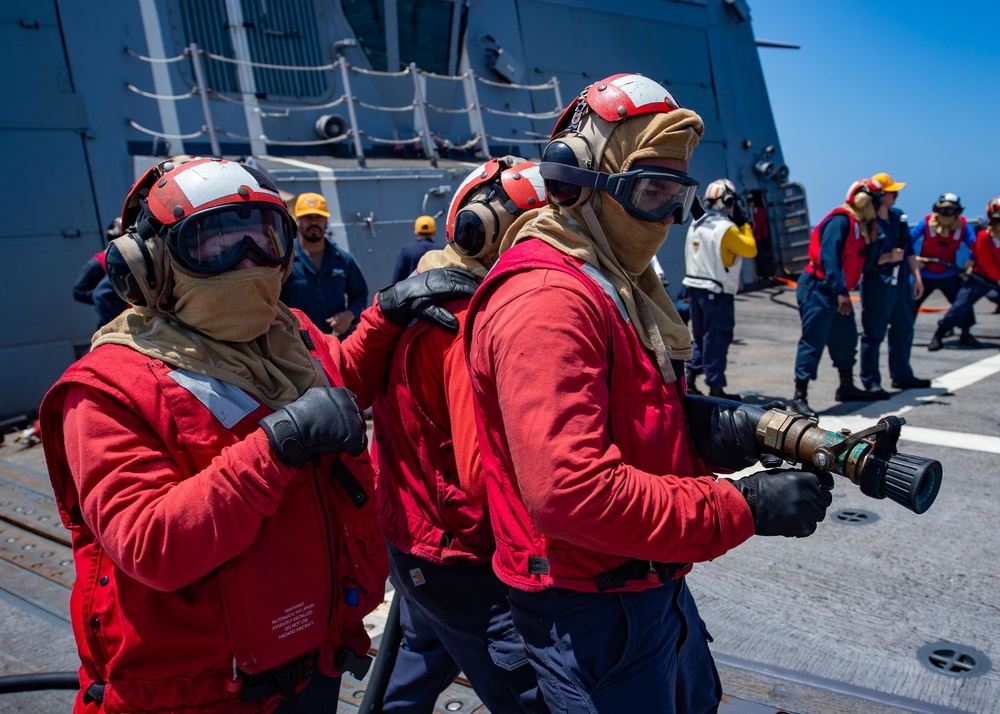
2, 0, 809, 416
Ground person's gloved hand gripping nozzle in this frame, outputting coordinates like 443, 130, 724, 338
690, 399, 835, 537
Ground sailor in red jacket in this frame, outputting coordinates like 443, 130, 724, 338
465, 73, 833, 714
790, 179, 887, 417
39, 157, 476, 714
371, 157, 549, 712
926, 196, 1000, 350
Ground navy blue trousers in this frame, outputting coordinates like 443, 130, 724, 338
795, 272, 858, 381
688, 288, 735, 389
508, 578, 721, 713
860, 273, 918, 388
382, 543, 547, 713
381, 589, 460, 713
274, 671, 342, 713
939, 280, 993, 332
917, 274, 974, 329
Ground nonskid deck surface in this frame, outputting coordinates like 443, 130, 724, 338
0, 286, 994, 713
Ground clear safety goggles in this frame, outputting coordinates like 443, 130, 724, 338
166, 204, 295, 275
540, 162, 701, 223
602, 167, 701, 223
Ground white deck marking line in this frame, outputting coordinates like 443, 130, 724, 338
817, 352, 1000, 455
930, 351, 1000, 392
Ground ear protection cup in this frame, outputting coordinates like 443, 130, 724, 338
450, 189, 520, 259
540, 135, 594, 208
447, 158, 546, 260
105, 231, 163, 307
451, 201, 500, 258
846, 180, 877, 210
852, 191, 872, 212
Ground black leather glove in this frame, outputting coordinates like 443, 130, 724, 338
685, 395, 792, 471
377, 268, 479, 334
691, 406, 760, 471
260, 387, 367, 467
730, 468, 834, 537
732, 199, 751, 229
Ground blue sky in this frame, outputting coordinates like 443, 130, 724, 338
749, 1, 998, 225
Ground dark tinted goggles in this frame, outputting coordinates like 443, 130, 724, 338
935, 205, 960, 217
166, 204, 295, 275
601, 168, 701, 223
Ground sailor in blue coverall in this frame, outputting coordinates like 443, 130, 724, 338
859, 174, 929, 391
280, 192, 369, 339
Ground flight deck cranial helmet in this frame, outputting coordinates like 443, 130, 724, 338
987, 197, 1000, 223
846, 177, 884, 213
933, 192, 963, 217
540, 73, 702, 224
106, 157, 296, 307
446, 156, 546, 259
703, 179, 738, 210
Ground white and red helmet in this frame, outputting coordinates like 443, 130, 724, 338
446, 156, 546, 259
987, 197, 1000, 221
574, 73, 679, 125
107, 157, 296, 305
122, 157, 287, 232
846, 178, 883, 205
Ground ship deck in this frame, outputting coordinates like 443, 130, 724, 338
1, 283, 997, 713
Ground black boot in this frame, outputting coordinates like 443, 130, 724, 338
928, 326, 946, 352
789, 378, 817, 418
685, 368, 702, 395
959, 329, 984, 348
709, 386, 742, 402
835, 369, 885, 401
892, 375, 932, 389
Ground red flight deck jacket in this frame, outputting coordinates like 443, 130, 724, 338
41, 309, 394, 713
465, 239, 755, 594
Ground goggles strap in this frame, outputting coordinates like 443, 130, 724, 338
541, 163, 693, 196
541, 162, 697, 222
539, 162, 608, 191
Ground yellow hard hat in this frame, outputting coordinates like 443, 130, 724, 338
415, 215, 436, 234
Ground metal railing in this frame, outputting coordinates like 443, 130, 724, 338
124, 44, 563, 166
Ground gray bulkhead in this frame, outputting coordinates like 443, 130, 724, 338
1, 0, 806, 416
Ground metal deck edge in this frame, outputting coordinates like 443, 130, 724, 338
714, 652, 971, 714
